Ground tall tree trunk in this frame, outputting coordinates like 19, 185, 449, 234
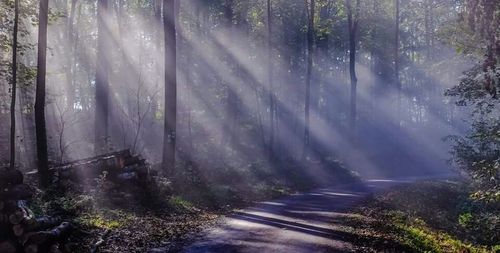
267, 0, 275, 160
95, 0, 110, 154
10, 0, 20, 170
424, 0, 431, 60
394, 0, 401, 119
346, 0, 359, 131
303, 0, 314, 159
222, 0, 238, 155
68, 0, 78, 109
35, 0, 50, 186
162, 0, 177, 175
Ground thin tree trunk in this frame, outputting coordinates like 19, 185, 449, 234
267, 0, 275, 160
303, 0, 314, 159
162, 0, 177, 175
95, 0, 110, 154
10, 0, 20, 170
346, 0, 359, 131
395, 0, 401, 119
35, 0, 50, 186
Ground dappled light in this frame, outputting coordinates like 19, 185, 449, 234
0, 0, 498, 252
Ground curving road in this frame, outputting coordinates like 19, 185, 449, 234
178, 179, 414, 253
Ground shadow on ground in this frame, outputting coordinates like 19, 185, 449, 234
151, 179, 418, 253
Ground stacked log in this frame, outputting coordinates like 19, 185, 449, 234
50, 149, 157, 188
0, 168, 71, 253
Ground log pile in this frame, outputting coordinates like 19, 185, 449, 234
48, 150, 161, 205
0, 168, 71, 253
50, 149, 157, 187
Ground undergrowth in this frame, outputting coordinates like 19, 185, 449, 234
353, 180, 499, 253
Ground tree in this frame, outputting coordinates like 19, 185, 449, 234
162, 0, 177, 175
303, 0, 314, 158
9, 0, 19, 170
394, 0, 400, 117
267, 0, 275, 159
95, 0, 110, 154
346, 0, 360, 130
445, 0, 499, 202
35, 0, 50, 186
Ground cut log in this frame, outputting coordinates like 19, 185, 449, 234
90, 229, 110, 253
52, 149, 131, 170
0, 200, 17, 211
0, 240, 17, 253
8, 201, 33, 225
52, 150, 137, 181
49, 242, 62, 253
24, 222, 71, 245
117, 172, 138, 182
123, 155, 145, 167
13, 216, 62, 236
0, 184, 34, 200
24, 244, 38, 253
0, 168, 23, 189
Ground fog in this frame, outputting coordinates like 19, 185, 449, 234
3, 0, 473, 181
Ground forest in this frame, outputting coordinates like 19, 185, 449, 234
0, 0, 498, 252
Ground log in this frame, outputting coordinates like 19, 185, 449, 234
52, 149, 131, 170
55, 152, 137, 181
0, 240, 17, 253
116, 172, 138, 182
90, 229, 110, 253
24, 222, 71, 245
13, 216, 62, 237
0, 184, 34, 200
24, 244, 38, 253
8, 201, 33, 225
0, 200, 17, 211
0, 168, 23, 189
49, 243, 62, 253
123, 155, 145, 167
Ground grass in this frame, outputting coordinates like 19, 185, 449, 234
25, 157, 360, 252
395, 218, 492, 253
75, 209, 134, 230
349, 180, 500, 253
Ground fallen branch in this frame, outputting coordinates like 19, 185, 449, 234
90, 229, 111, 253
24, 222, 72, 245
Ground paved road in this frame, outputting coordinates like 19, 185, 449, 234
179, 179, 413, 253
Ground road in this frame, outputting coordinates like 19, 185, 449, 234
179, 179, 413, 253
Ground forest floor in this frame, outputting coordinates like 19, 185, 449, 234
345, 180, 499, 253
28, 158, 359, 252
28, 161, 499, 253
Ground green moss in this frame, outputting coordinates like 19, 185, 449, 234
168, 195, 195, 211
394, 218, 492, 253
75, 210, 134, 230
359, 181, 497, 253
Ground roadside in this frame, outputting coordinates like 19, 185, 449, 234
344, 180, 499, 252
26, 158, 359, 252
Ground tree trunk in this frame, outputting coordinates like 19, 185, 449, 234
346, 0, 359, 131
395, 0, 401, 118
95, 0, 110, 154
162, 0, 177, 175
35, 0, 50, 187
9, 0, 20, 170
267, 0, 275, 160
303, 0, 314, 159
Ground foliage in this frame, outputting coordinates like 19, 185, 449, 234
445, 0, 499, 204
76, 210, 133, 230
354, 181, 499, 252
